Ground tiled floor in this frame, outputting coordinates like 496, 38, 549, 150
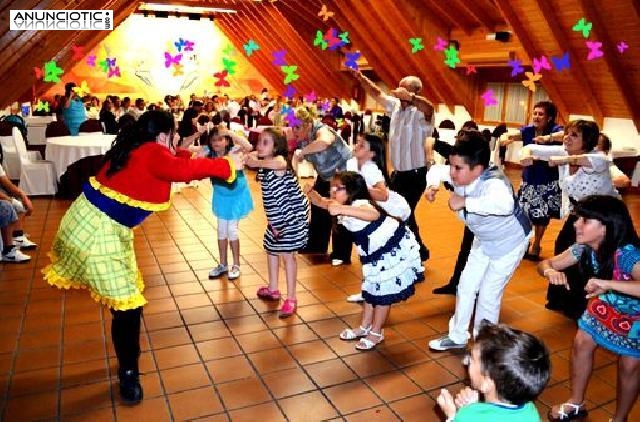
1, 171, 639, 421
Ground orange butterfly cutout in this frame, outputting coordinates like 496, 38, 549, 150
318, 4, 334, 21
522, 72, 542, 92
173, 64, 184, 77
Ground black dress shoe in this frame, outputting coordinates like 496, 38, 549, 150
420, 247, 430, 262
432, 284, 457, 295
119, 369, 143, 405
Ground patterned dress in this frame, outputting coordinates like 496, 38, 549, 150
517, 125, 563, 225
340, 200, 424, 306
257, 168, 309, 253
576, 244, 640, 358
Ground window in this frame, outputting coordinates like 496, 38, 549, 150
482, 82, 549, 125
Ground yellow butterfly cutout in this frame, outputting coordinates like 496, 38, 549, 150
73, 80, 91, 96
173, 63, 184, 77
522, 72, 542, 92
318, 4, 334, 22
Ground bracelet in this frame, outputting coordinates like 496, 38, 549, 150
543, 268, 555, 277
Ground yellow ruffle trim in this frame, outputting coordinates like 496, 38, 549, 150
223, 156, 237, 184
42, 260, 147, 311
89, 177, 171, 212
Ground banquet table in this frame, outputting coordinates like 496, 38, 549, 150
46, 134, 116, 181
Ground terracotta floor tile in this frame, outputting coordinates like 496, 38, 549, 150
216, 300, 258, 319
169, 282, 206, 296
207, 288, 248, 304
160, 362, 211, 394
60, 380, 113, 416
228, 401, 285, 421
62, 406, 115, 421
323, 379, 383, 414
261, 367, 316, 399
216, 376, 272, 410
235, 330, 281, 353
144, 285, 172, 301
295, 304, 336, 322
225, 314, 268, 335
343, 405, 398, 421
188, 320, 231, 342
197, 337, 242, 361
180, 306, 220, 325
63, 321, 104, 345
148, 326, 192, 349
402, 361, 458, 392
364, 372, 422, 402
342, 352, 396, 378
288, 340, 337, 365
144, 297, 179, 315
61, 359, 109, 388
377, 342, 431, 368
304, 358, 357, 388
272, 324, 320, 345
278, 390, 338, 422
9, 367, 59, 396
0, 352, 13, 375
248, 348, 298, 374
168, 386, 223, 420
63, 339, 107, 365
323, 336, 363, 357
143, 311, 184, 332
206, 355, 257, 384
154, 344, 201, 369
388, 394, 440, 421
3, 390, 59, 420
308, 319, 350, 338
115, 396, 171, 420
14, 345, 61, 372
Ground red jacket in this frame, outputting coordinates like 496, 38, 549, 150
92, 142, 234, 211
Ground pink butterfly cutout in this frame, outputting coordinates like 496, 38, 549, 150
86, 55, 96, 67
164, 52, 182, 68
108, 66, 121, 78
305, 91, 317, 103
433, 36, 447, 51
481, 89, 498, 106
532, 56, 551, 74
465, 65, 476, 76
586, 41, 603, 60
184, 40, 195, 52
617, 41, 628, 54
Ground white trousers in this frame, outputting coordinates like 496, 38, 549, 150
448, 235, 530, 344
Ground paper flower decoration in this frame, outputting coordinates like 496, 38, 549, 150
532, 56, 551, 74
409, 37, 424, 53
164, 52, 182, 68
324, 28, 344, 51
318, 4, 334, 21
465, 65, 476, 76
71, 45, 84, 60
34, 67, 43, 79
572, 18, 592, 38
243, 39, 260, 56
272, 50, 287, 66
35, 100, 50, 112
284, 108, 301, 127
174, 38, 194, 52
106, 57, 116, 68
283, 85, 296, 98
551, 52, 570, 71
617, 41, 628, 53
305, 91, 317, 103
223, 44, 235, 56
313, 30, 328, 50
98, 59, 109, 72
43, 60, 64, 83
73, 80, 91, 96
522, 72, 542, 92
214, 70, 230, 87
586, 41, 603, 60
222, 57, 237, 75
281, 65, 299, 84
433, 36, 447, 51
481, 89, 498, 106
172, 64, 183, 77
444, 45, 460, 68
108, 66, 121, 78
339, 32, 350, 44
86, 55, 96, 67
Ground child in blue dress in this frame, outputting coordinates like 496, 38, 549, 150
203, 125, 254, 281
306, 171, 422, 350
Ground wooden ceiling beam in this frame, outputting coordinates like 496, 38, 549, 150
447, 0, 496, 31
493, 0, 569, 124
537, 0, 603, 125
424, 0, 473, 35
580, 0, 640, 131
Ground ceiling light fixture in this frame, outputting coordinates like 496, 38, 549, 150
138, 2, 237, 14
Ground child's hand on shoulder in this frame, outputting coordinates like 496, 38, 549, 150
454, 387, 479, 408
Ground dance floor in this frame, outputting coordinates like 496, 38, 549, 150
1, 169, 638, 421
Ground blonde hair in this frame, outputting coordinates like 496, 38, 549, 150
400, 76, 422, 93
294, 106, 317, 125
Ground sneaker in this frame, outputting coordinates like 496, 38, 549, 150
331, 259, 344, 266
12, 235, 37, 250
346, 293, 364, 303
428, 335, 467, 351
228, 265, 240, 281
1, 246, 31, 263
209, 264, 228, 279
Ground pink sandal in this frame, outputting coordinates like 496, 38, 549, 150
278, 298, 297, 318
257, 286, 281, 301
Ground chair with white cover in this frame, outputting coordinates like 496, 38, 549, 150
12, 127, 57, 195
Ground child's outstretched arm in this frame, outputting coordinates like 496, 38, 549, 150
303, 184, 332, 209
244, 151, 286, 170
222, 128, 253, 152
327, 203, 380, 221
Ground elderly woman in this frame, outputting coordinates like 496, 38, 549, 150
292, 106, 352, 262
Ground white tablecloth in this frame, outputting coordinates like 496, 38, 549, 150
46, 134, 116, 180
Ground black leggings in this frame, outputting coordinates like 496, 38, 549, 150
110, 307, 142, 373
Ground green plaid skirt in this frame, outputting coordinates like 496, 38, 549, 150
42, 194, 146, 310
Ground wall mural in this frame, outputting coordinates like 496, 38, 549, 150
44, 14, 272, 102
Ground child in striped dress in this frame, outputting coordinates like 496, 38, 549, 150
245, 127, 310, 318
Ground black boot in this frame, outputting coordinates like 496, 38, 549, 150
118, 368, 143, 404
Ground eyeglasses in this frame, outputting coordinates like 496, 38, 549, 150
330, 186, 346, 193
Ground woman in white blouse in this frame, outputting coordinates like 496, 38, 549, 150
524, 120, 619, 318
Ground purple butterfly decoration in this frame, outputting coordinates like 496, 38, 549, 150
344, 51, 361, 70
325, 28, 345, 51
86, 55, 96, 67
551, 52, 570, 71
532, 56, 551, 74
106, 57, 116, 68
617, 41, 628, 53
305, 91, 317, 103
164, 52, 182, 68
481, 89, 498, 106
586, 41, 604, 60
108, 66, 121, 78
283, 85, 297, 98
184, 40, 194, 52
272, 50, 287, 66
508, 59, 524, 77
284, 108, 301, 127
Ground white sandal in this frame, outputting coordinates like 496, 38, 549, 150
355, 330, 384, 351
339, 325, 371, 341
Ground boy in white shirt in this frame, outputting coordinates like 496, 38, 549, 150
0, 164, 36, 262
426, 132, 531, 350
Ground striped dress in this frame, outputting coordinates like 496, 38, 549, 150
257, 168, 309, 253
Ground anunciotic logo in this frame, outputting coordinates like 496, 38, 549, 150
10, 10, 113, 30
